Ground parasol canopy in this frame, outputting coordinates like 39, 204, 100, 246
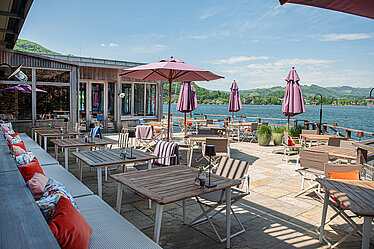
177, 81, 198, 137
228, 80, 242, 120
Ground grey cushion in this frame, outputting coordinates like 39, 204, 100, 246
19, 133, 40, 149
29, 147, 59, 166
42, 164, 93, 198
75, 195, 161, 249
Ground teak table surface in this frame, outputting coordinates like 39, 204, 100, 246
306, 145, 356, 160
50, 138, 112, 148
300, 134, 335, 141
35, 129, 81, 137
110, 165, 240, 205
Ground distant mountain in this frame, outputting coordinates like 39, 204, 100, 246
14, 39, 60, 54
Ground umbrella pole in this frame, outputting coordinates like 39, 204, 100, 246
184, 112, 187, 137
232, 112, 234, 122
167, 78, 172, 142
287, 116, 290, 133
190, 112, 192, 118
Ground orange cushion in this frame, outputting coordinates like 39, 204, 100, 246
328, 170, 360, 180
49, 197, 92, 249
288, 136, 295, 146
18, 158, 44, 182
12, 145, 26, 156
8, 141, 26, 151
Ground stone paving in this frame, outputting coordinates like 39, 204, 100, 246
55, 133, 372, 249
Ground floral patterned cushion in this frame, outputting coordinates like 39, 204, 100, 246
8, 135, 22, 144
1, 122, 12, 132
15, 152, 35, 166
36, 178, 79, 223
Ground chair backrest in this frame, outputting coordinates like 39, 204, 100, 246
299, 149, 329, 172
339, 140, 356, 150
198, 128, 215, 135
250, 123, 258, 132
324, 163, 362, 178
328, 137, 348, 147
206, 119, 214, 125
206, 138, 228, 153
154, 141, 179, 166
118, 129, 129, 148
302, 129, 318, 135
216, 157, 250, 189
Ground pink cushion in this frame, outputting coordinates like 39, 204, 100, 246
12, 145, 26, 156
28, 173, 49, 200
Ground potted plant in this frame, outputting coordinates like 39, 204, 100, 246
272, 126, 286, 146
257, 124, 272, 146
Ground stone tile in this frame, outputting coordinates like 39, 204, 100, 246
250, 178, 272, 187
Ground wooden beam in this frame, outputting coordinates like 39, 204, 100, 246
0, 28, 17, 35
0, 11, 23, 19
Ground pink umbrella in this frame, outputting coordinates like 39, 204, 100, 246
0, 84, 47, 93
282, 67, 306, 132
120, 56, 223, 141
279, 0, 374, 19
93, 85, 100, 107
228, 80, 242, 121
177, 81, 198, 137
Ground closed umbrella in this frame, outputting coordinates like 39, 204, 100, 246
93, 85, 100, 107
177, 81, 198, 137
120, 56, 223, 141
228, 80, 242, 121
282, 67, 306, 132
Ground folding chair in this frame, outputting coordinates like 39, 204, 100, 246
316, 163, 363, 248
190, 156, 250, 242
301, 129, 318, 147
199, 138, 230, 165
283, 131, 303, 164
239, 123, 255, 142
135, 125, 155, 152
198, 127, 215, 135
90, 126, 103, 139
294, 149, 329, 199
328, 137, 348, 147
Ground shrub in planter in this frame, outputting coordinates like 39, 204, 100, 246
257, 124, 272, 146
272, 126, 286, 146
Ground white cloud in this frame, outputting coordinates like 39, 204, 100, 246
100, 43, 106, 47
213, 56, 270, 65
100, 42, 119, 49
320, 33, 374, 41
189, 35, 209, 40
200, 8, 222, 19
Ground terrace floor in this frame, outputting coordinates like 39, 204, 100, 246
54, 133, 372, 249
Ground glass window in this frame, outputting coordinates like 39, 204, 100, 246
0, 66, 32, 81
134, 84, 144, 116
92, 83, 104, 118
145, 84, 156, 116
79, 82, 86, 118
108, 82, 115, 118
121, 84, 131, 115
36, 85, 70, 120
0, 84, 32, 120
36, 69, 70, 83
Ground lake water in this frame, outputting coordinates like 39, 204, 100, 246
165, 104, 374, 139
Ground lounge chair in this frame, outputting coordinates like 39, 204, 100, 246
316, 163, 363, 248
190, 156, 250, 242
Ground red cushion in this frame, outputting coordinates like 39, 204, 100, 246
7, 141, 26, 151
9, 132, 19, 137
328, 170, 360, 180
18, 158, 44, 182
288, 136, 295, 146
49, 197, 92, 249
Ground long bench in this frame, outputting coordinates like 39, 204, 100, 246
1, 133, 161, 249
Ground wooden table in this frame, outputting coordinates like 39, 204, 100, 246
300, 134, 335, 146
50, 138, 113, 170
35, 129, 81, 151
306, 145, 356, 160
111, 165, 240, 248
317, 179, 374, 249
72, 149, 157, 198
186, 119, 207, 133
227, 123, 252, 142
28, 126, 62, 142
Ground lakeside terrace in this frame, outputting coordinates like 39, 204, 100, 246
47, 129, 372, 249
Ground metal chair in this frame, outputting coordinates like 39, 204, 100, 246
301, 129, 318, 147
294, 149, 329, 199
240, 123, 258, 142
328, 137, 348, 147
190, 156, 250, 242
135, 125, 155, 152
283, 131, 303, 164
316, 163, 363, 248
200, 138, 230, 164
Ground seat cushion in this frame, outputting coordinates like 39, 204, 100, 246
29, 147, 59, 166
42, 164, 93, 198
74, 195, 161, 249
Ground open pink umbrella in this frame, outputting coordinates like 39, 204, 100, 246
279, 0, 374, 19
282, 67, 306, 132
0, 84, 47, 93
120, 56, 223, 141
177, 81, 198, 137
228, 80, 242, 121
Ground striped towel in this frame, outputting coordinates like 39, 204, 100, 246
90, 126, 102, 139
154, 141, 179, 166
136, 125, 153, 140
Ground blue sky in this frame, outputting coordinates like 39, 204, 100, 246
19, 0, 374, 90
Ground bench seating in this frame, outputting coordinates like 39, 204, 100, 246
3, 133, 162, 249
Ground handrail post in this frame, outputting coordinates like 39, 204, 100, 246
345, 130, 351, 139
322, 124, 327, 135
257, 118, 261, 123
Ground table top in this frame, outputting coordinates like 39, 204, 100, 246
35, 129, 81, 137
186, 119, 207, 123
306, 145, 356, 160
110, 165, 240, 205
227, 123, 252, 127
300, 134, 335, 140
188, 135, 232, 142
72, 149, 157, 167
29, 126, 62, 131
50, 138, 113, 148
316, 178, 374, 217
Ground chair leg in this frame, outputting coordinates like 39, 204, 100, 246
105, 167, 108, 182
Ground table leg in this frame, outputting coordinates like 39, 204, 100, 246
116, 183, 124, 213
182, 199, 187, 224
238, 128, 240, 142
188, 143, 193, 167
34, 131, 37, 142
148, 160, 152, 209
226, 187, 231, 249
55, 145, 58, 159
362, 216, 372, 249
44, 137, 47, 151
76, 148, 79, 164
64, 148, 69, 170
319, 190, 329, 243
97, 167, 103, 198
79, 160, 83, 181
154, 204, 163, 244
